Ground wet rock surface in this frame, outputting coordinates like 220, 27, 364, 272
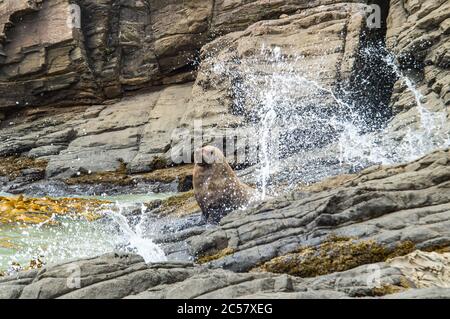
0, 1, 378, 183
383, 0, 450, 145
190, 149, 450, 273
2, 249, 450, 299
1, 148, 450, 298
0, 0, 447, 189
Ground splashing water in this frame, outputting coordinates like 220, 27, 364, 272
0, 195, 168, 273
1, 216, 120, 273
105, 203, 166, 263
338, 53, 449, 166
211, 45, 363, 194
385, 54, 448, 137
209, 45, 449, 195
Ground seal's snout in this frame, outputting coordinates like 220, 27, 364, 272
194, 146, 222, 166
194, 148, 206, 166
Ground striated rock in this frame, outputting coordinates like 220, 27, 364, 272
386, 250, 450, 289
0, 0, 446, 185
2, 249, 450, 299
0, 1, 383, 180
1, 147, 450, 298
209, 0, 361, 36
0, 0, 321, 110
0, 83, 193, 180
385, 0, 450, 139
188, 148, 450, 272
171, 2, 371, 161
0, 0, 97, 109
0, 0, 205, 109
1, 0, 376, 109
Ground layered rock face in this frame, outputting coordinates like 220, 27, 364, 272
1, 0, 355, 111
1, 0, 450, 300
385, 0, 450, 139
3, 252, 450, 299
186, 148, 450, 272
170, 3, 370, 162
0, 0, 380, 180
0, 0, 96, 109
0, 1, 448, 182
0, 0, 211, 109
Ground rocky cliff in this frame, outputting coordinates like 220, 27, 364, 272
2, 0, 447, 184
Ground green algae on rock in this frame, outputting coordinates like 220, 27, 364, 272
197, 248, 236, 264
146, 190, 200, 217
255, 236, 416, 278
0, 156, 47, 180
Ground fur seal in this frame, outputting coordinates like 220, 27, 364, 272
193, 146, 257, 223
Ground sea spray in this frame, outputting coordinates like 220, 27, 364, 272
208, 45, 449, 194
1, 199, 167, 273
106, 203, 166, 263
338, 54, 449, 166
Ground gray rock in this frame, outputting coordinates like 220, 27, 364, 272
0, 251, 442, 299
189, 148, 450, 272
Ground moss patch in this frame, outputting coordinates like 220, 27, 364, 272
65, 162, 194, 191
139, 164, 193, 192
65, 161, 132, 186
197, 248, 235, 264
0, 156, 47, 180
147, 190, 200, 217
0, 195, 111, 225
256, 236, 415, 278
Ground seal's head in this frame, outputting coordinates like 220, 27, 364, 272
194, 145, 226, 168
